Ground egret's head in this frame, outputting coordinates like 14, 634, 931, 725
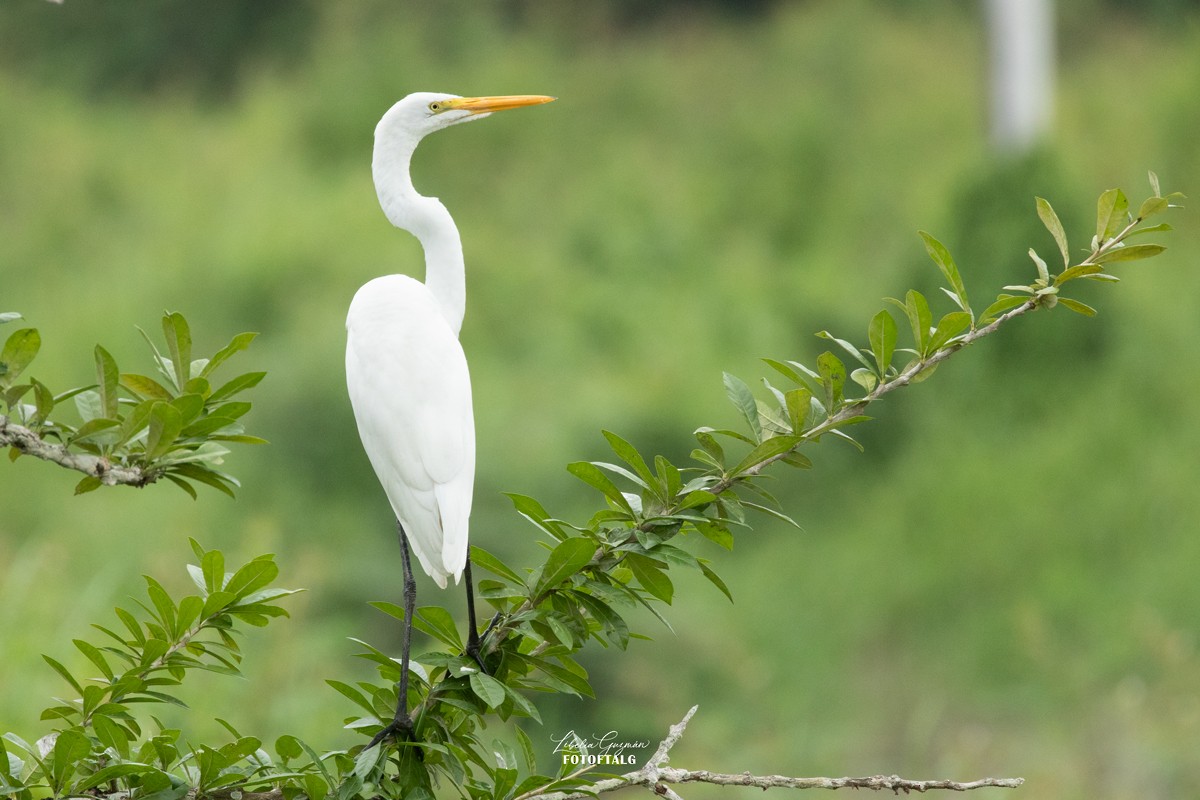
376, 92, 555, 143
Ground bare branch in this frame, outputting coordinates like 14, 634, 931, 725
522, 707, 1023, 799
0, 415, 157, 487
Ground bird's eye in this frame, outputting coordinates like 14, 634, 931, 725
428, 102, 442, 113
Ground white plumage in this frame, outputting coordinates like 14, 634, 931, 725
346, 273, 474, 587
345, 92, 553, 589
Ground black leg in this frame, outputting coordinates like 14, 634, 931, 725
463, 555, 485, 670
367, 521, 418, 750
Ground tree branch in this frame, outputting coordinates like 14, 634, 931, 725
0, 414, 157, 487
523, 707, 1024, 799
719, 298, 1038, 490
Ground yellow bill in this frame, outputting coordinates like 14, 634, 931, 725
445, 95, 556, 114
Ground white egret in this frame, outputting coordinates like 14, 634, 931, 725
345, 92, 554, 746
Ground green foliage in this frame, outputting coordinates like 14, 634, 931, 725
1, 541, 299, 800
0, 312, 264, 497
0, 180, 1181, 798
325, 179, 1176, 796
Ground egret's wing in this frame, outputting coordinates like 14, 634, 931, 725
346, 275, 475, 588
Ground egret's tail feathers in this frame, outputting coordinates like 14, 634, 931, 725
434, 482, 471, 585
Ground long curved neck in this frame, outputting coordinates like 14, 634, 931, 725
373, 133, 466, 336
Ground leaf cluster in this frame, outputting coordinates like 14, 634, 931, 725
0, 312, 265, 496
1, 541, 300, 800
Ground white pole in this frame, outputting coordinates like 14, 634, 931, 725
986, 0, 1056, 153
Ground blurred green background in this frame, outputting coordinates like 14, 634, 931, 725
2, 1, 1199, 797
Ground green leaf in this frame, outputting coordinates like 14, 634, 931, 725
352, 738, 383, 780
696, 520, 734, 550
925, 311, 972, 353
74, 476, 103, 495
700, 562, 733, 602
175, 595, 203, 634
919, 231, 969, 313
731, 433, 802, 476
470, 545, 527, 587
468, 672, 506, 709
114, 400, 155, 448
120, 373, 174, 401
814, 331, 875, 372
742, 500, 801, 529
412, 605, 463, 650
1125, 222, 1173, 239
145, 402, 184, 460
1138, 195, 1169, 220
275, 734, 304, 761
784, 387, 812, 432
850, 368, 877, 393
907, 289, 932, 351
207, 371, 266, 405
693, 428, 726, 465
169, 393, 205, 426
535, 537, 596, 597
168, 463, 237, 497
593, 460, 649, 489
144, 576, 177, 633
70, 418, 120, 446
566, 462, 631, 513
677, 489, 716, 510
868, 309, 897, 378
723, 371, 762, 441
200, 332, 258, 379
602, 430, 655, 488
184, 375, 211, 398
655, 454, 682, 500
49, 729, 91, 793
514, 725, 538, 773
43, 655, 84, 694
1028, 248, 1050, 284
0, 328, 40, 388
978, 294, 1030, 324
1054, 263, 1105, 284
162, 312, 192, 391
762, 357, 809, 389
1057, 297, 1097, 316
1036, 197, 1070, 267
88, 717, 132, 760
624, 553, 673, 604
1095, 187, 1129, 241
1092, 243, 1165, 264
94, 345, 120, 419
30, 377, 55, 421
73, 639, 114, 680
815, 351, 845, 412
225, 556, 278, 598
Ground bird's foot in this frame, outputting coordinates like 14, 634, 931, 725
367, 714, 421, 759
465, 635, 486, 673
465, 612, 501, 673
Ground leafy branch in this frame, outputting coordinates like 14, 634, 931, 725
0, 312, 265, 496
324, 177, 1178, 797
0, 178, 1181, 800
1, 542, 300, 800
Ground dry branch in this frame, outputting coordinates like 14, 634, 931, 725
0, 415, 156, 487
523, 707, 1023, 799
